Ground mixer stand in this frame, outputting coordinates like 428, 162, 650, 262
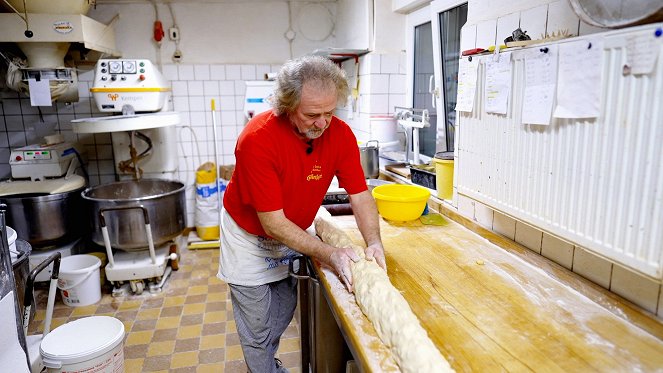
106, 240, 180, 296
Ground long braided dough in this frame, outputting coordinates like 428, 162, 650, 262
314, 212, 454, 373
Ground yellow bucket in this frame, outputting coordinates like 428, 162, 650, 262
433, 156, 454, 200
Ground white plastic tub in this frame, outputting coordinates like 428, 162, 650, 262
40, 316, 125, 373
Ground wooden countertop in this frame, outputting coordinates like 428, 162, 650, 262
314, 214, 663, 372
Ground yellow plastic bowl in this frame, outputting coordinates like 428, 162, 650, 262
372, 184, 430, 221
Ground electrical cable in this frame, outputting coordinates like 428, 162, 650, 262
72, 148, 90, 184
177, 125, 203, 191
167, 2, 183, 63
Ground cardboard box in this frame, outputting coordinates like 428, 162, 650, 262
219, 164, 235, 181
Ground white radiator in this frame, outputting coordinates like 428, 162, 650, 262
456, 23, 663, 278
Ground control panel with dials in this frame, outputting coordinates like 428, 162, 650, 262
90, 59, 171, 112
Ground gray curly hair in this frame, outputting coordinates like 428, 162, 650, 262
271, 55, 350, 116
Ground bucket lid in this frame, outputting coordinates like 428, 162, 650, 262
59, 254, 101, 274
40, 316, 125, 365
434, 151, 454, 160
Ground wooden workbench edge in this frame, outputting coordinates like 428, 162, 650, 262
433, 197, 663, 341
379, 171, 663, 340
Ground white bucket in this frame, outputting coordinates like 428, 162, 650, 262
40, 316, 125, 373
369, 115, 399, 146
57, 254, 102, 307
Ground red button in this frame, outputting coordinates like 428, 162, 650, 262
139, 74, 146, 81
15, 156, 22, 161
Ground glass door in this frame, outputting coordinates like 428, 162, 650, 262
406, 7, 436, 162
431, 1, 468, 152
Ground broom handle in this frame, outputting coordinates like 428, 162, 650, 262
211, 100, 222, 236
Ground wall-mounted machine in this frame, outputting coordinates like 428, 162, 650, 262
0, 0, 120, 103
0, 137, 88, 283
72, 58, 183, 295
244, 80, 276, 120
72, 58, 179, 180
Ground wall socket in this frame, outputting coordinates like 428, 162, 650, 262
169, 27, 180, 41
172, 49, 183, 63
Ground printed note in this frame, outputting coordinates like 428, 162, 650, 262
626, 31, 660, 75
554, 38, 604, 119
522, 46, 558, 125
484, 52, 512, 115
28, 78, 53, 106
455, 58, 479, 112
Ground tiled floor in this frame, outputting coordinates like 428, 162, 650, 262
28, 245, 302, 372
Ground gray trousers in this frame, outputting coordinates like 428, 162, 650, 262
229, 277, 297, 373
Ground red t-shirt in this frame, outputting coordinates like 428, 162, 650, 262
223, 110, 367, 237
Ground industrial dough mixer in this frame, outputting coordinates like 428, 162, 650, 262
73, 59, 185, 295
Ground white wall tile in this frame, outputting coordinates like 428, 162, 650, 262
367, 54, 381, 74
547, 0, 580, 37
370, 74, 390, 94
221, 111, 238, 126
194, 64, 210, 80
541, 233, 574, 269
520, 5, 548, 41
474, 201, 493, 229
226, 65, 241, 80
368, 94, 389, 114
219, 81, 235, 96
188, 81, 204, 96
95, 144, 114, 160
219, 97, 236, 111
475, 19, 498, 49
493, 211, 516, 240
388, 94, 406, 112
7, 131, 26, 147
389, 74, 406, 94
241, 65, 257, 80
460, 23, 477, 52
98, 160, 116, 174
210, 65, 226, 80
573, 247, 612, 289
161, 64, 179, 80
77, 67, 95, 82
189, 96, 206, 112
204, 81, 220, 96
5, 116, 23, 131
496, 12, 521, 46
77, 81, 91, 98
256, 64, 271, 80
515, 221, 543, 253
171, 81, 189, 96
20, 99, 39, 115
178, 65, 195, 80
2, 99, 21, 115
234, 81, 247, 96
189, 111, 207, 127
173, 96, 190, 112
380, 54, 400, 74
73, 99, 92, 115
457, 194, 475, 220
610, 265, 660, 314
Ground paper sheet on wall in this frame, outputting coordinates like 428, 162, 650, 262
455, 58, 479, 112
28, 78, 52, 106
554, 38, 604, 119
484, 52, 512, 115
625, 31, 660, 75
522, 46, 558, 125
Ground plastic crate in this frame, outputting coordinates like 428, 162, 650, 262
409, 164, 436, 190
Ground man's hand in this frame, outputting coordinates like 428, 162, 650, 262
329, 247, 361, 292
364, 243, 386, 271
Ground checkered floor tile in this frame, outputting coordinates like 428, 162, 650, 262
29, 246, 302, 372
